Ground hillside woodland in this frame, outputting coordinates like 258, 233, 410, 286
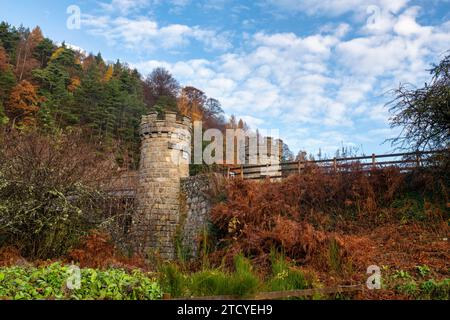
0, 22, 237, 168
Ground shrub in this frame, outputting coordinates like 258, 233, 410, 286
392, 270, 413, 280
0, 130, 115, 259
67, 231, 147, 270
387, 267, 450, 300
0, 246, 26, 267
395, 278, 450, 300
419, 279, 450, 300
210, 166, 447, 267
0, 263, 162, 300
416, 265, 431, 278
392, 195, 426, 223
68, 232, 115, 269
397, 281, 419, 297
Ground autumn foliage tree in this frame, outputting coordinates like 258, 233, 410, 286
14, 26, 42, 81
6, 80, 40, 126
178, 86, 208, 121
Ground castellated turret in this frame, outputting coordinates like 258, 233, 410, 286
132, 111, 192, 259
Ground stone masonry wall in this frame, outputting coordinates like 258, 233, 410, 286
179, 175, 217, 258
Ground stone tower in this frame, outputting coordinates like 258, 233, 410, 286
133, 111, 192, 260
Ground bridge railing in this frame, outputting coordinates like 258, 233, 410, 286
224, 150, 447, 180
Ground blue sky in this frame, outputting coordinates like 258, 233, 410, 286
1, 0, 450, 156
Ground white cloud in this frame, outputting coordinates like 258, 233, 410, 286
169, 0, 191, 13
134, 27, 348, 123
171, 0, 190, 7
336, 8, 450, 86
64, 43, 87, 55
202, 0, 230, 11
55, 42, 87, 55
369, 104, 391, 123
81, 15, 232, 52
393, 6, 430, 36
266, 0, 410, 17
99, 0, 156, 14
239, 115, 265, 128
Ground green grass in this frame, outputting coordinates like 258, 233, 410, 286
159, 254, 261, 298
267, 251, 310, 292
327, 239, 344, 274
158, 252, 318, 299
158, 263, 187, 298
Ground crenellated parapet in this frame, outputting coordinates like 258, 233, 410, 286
140, 112, 192, 138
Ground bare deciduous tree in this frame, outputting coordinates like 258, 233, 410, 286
143, 67, 180, 109
0, 129, 116, 258
388, 53, 450, 152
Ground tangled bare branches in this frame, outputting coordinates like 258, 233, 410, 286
0, 130, 116, 258
388, 53, 450, 152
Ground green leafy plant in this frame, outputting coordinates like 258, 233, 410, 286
395, 278, 450, 300
388, 268, 449, 300
397, 281, 418, 297
416, 265, 431, 278
229, 254, 261, 297
392, 270, 413, 280
419, 279, 450, 300
0, 263, 162, 300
